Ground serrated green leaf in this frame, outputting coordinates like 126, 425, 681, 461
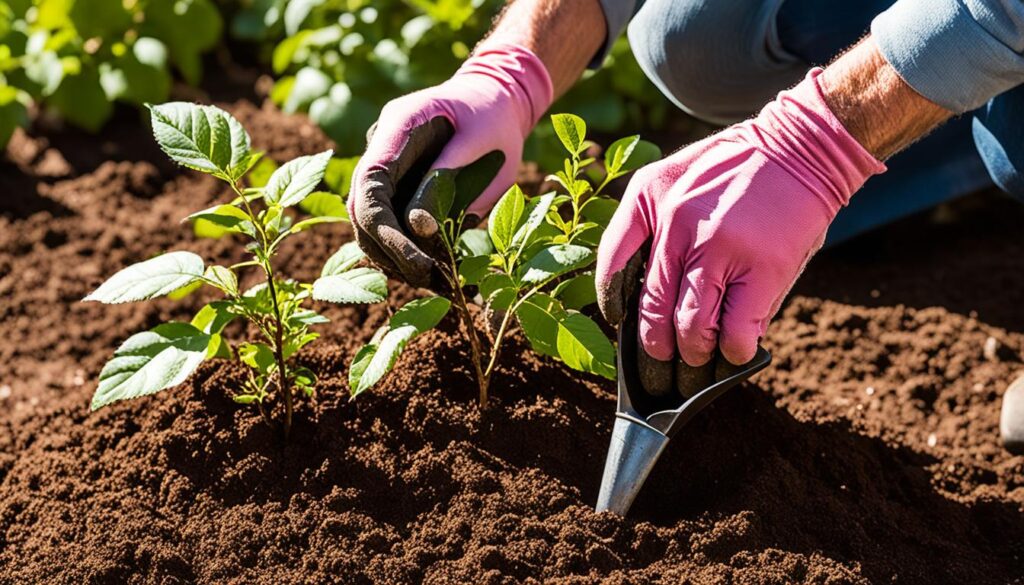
551, 113, 586, 155
186, 204, 252, 235
557, 313, 616, 379
552, 273, 597, 310
488, 184, 525, 254
204, 265, 238, 295
264, 150, 333, 207
321, 241, 365, 276
312, 266, 386, 303
84, 251, 205, 304
520, 244, 594, 285
92, 323, 210, 410
147, 102, 251, 180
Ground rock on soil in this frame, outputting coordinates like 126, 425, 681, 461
1, 98, 1023, 584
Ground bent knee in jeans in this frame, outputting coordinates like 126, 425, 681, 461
628, 0, 804, 123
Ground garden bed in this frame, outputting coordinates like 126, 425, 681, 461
1, 91, 1022, 584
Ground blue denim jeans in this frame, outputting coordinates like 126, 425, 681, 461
627, 0, 1020, 245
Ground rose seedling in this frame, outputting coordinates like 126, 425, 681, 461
350, 114, 660, 406
84, 102, 385, 437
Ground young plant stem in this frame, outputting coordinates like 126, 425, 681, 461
231, 181, 292, 439
440, 228, 490, 408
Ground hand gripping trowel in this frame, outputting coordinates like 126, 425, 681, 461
595, 293, 772, 516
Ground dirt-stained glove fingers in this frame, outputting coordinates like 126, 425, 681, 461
596, 250, 644, 326
350, 116, 454, 287
676, 359, 717, 398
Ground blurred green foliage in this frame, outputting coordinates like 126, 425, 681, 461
0, 0, 223, 147
226, 0, 672, 164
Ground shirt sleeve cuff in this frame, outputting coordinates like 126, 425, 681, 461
589, 0, 640, 69
871, 0, 1024, 113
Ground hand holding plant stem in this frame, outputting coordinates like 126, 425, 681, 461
348, 114, 661, 407
84, 102, 386, 439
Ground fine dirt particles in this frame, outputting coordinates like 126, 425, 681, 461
1, 87, 1022, 584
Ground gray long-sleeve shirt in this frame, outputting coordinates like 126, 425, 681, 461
600, 0, 1024, 114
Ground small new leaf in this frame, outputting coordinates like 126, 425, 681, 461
488, 184, 526, 254
551, 113, 587, 155
321, 241, 366, 276
85, 251, 205, 304
263, 149, 333, 207
147, 102, 251, 181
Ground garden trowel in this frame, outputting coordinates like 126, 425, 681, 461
595, 295, 771, 516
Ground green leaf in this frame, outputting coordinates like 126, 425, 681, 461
511, 191, 556, 252
204, 265, 238, 295
390, 297, 450, 333
290, 215, 345, 233
239, 342, 276, 373
605, 135, 660, 176
479, 273, 516, 311
191, 301, 236, 334
324, 156, 359, 196
458, 254, 491, 286
187, 204, 256, 239
312, 267, 386, 304
348, 326, 414, 397
247, 156, 278, 188
580, 197, 618, 225
92, 323, 210, 410
551, 113, 586, 155
347, 297, 449, 397
520, 244, 595, 285
263, 150, 333, 207
299, 191, 347, 220
552, 273, 597, 310
557, 313, 616, 379
289, 308, 329, 326
515, 294, 566, 358
166, 280, 202, 300
283, 66, 332, 113
84, 251, 205, 304
457, 228, 493, 257
48, 66, 112, 132
488, 184, 526, 254
321, 241, 365, 276
147, 102, 252, 181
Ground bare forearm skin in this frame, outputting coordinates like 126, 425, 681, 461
820, 36, 953, 161
484, 0, 606, 98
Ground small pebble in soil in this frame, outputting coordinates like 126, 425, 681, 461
928, 433, 938, 447
870, 289, 881, 298
865, 386, 875, 396
0, 385, 10, 400
984, 337, 999, 361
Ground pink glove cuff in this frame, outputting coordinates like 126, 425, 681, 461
740, 68, 887, 216
457, 41, 554, 137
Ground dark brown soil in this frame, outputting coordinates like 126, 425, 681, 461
1, 89, 1023, 584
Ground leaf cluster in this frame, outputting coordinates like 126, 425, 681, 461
350, 114, 661, 402
85, 102, 383, 436
0, 0, 223, 147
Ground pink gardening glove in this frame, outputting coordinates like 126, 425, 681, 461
596, 69, 885, 394
349, 41, 553, 287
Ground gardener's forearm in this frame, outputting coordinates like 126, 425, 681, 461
819, 37, 952, 161
484, 0, 606, 98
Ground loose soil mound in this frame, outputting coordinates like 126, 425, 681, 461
1, 94, 1022, 584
